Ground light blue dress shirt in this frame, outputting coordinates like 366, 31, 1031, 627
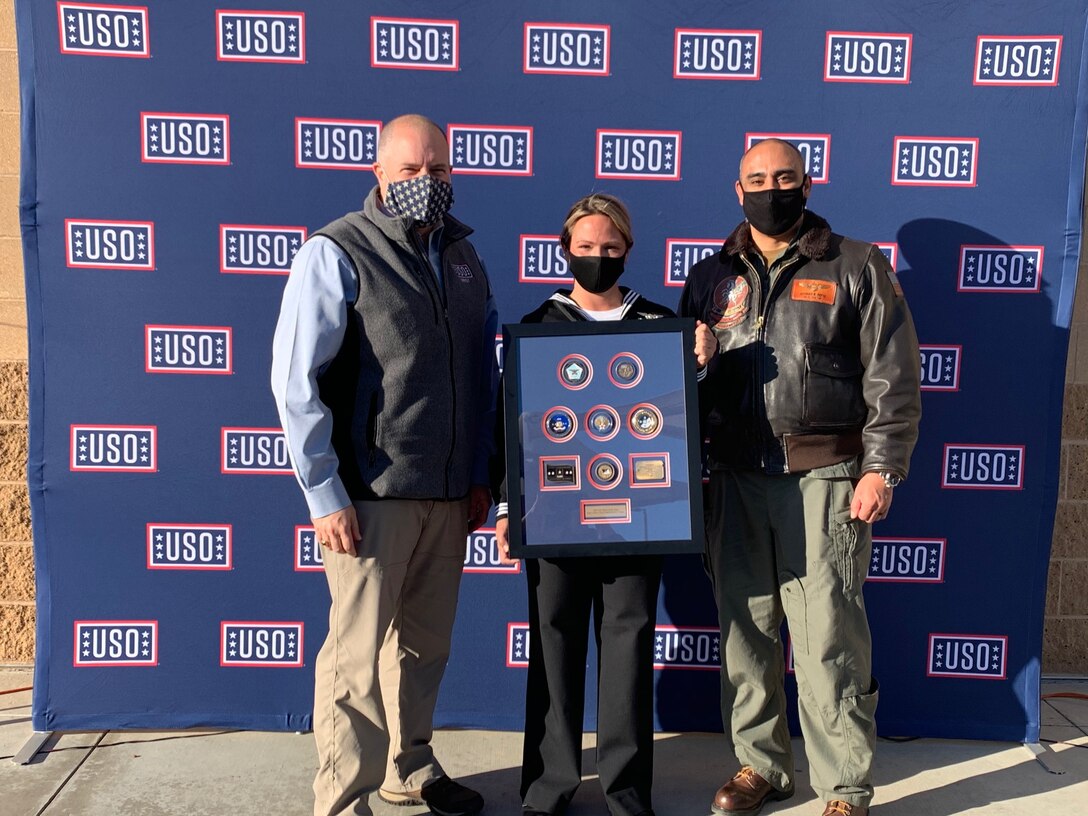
271, 226, 499, 518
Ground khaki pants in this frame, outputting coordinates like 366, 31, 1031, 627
312, 498, 469, 816
704, 464, 877, 808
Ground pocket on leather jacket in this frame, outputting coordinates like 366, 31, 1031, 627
802, 344, 866, 428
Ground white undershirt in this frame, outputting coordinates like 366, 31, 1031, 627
581, 305, 626, 322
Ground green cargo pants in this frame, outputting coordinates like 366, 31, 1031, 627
704, 460, 878, 808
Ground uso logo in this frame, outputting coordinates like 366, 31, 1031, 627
58, 3, 148, 58
147, 524, 231, 570
918, 345, 961, 393
654, 626, 720, 670
869, 538, 946, 583
221, 428, 293, 474
141, 113, 228, 166
893, 137, 978, 186
74, 621, 157, 667
519, 234, 570, 283
465, 526, 520, 574
449, 125, 533, 176
141, 113, 229, 165
746, 133, 830, 183
665, 239, 722, 287
919, 345, 962, 391
943, 444, 1024, 490
825, 32, 911, 83
146, 326, 232, 375
371, 17, 457, 71
216, 10, 304, 63
958, 245, 1042, 293
295, 525, 324, 572
71, 424, 156, 472
65, 219, 153, 271
596, 129, 681, 181
674, 28, 761, 80
507, 622, 531, 667
874, 242, 899, 270
220, 225, 305, 275
928, 634, 1007, 680
524, 22, 609, 76
975, 36, 1061, 86
296, 118, 380, 171
221, 622, 303, 667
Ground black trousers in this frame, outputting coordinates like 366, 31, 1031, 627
521, 554, 662, 816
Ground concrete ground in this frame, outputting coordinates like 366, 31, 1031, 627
1, 669, 1086, 816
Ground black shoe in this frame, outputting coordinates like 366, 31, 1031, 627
419, 777, 484, 816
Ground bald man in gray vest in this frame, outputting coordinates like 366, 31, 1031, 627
272, 114, 498, 816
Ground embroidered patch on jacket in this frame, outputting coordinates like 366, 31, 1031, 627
710, 275, 751, 329
791, 278, 837, 305
452, 263, 474, 281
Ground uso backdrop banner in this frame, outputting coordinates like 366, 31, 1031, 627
18, 1, 1088, 741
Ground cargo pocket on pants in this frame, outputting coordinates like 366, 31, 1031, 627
830, 479, 862, 598
839, 677, 879, 786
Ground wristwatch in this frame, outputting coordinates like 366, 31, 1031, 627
877, 471, 903, 489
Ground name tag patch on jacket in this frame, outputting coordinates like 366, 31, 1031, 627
791, 278, 837, 305
711, 275, 751, 329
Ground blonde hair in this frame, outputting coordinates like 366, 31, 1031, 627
559, 193, 634, 253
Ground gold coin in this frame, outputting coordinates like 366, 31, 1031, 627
594, 461, 617, 482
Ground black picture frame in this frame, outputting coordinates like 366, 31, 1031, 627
502, 318, 703, 558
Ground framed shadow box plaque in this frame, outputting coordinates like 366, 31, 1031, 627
503, 318, 703, 558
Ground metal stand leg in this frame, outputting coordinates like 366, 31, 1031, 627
13, 730, 53, 765
1023, 742, 1067, 775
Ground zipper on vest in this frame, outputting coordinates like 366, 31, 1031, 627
443, 303, 456, 498
408, 234, 441, 324
410, 230, 457, 498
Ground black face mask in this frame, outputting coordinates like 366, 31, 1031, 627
568, 254, 625, 294
741, 183, 807, 236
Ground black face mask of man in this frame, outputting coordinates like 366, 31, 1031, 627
568, 254, 625, 294
741, 182, 808, 236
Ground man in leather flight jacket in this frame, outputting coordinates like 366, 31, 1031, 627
679, 139, 921, 816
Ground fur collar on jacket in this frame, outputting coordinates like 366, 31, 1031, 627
723, 210, 833, 261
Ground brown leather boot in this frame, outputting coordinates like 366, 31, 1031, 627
711, 767, 794, 815
822, 801, 869, 816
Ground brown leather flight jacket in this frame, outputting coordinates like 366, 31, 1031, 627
678, 210, 921, 477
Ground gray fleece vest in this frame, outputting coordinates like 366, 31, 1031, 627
314, 189, 490, 500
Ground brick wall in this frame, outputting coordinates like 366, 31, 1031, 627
0, 0, 33, 664
1047, 227, 1088, 674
